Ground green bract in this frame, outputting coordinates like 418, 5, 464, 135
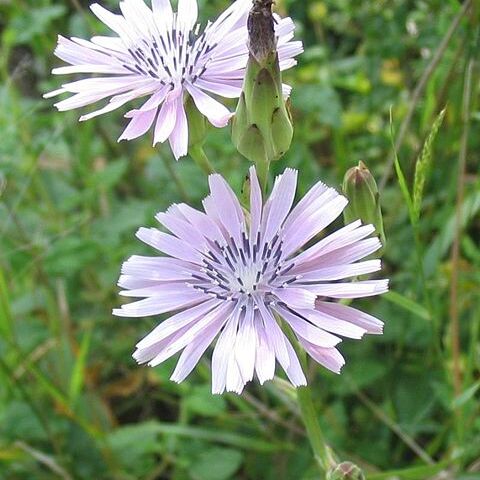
232, 52, 293, 164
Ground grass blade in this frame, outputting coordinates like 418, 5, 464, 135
68, 326, 93, 407
412, 108, 446, 222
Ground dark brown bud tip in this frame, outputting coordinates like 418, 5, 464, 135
248, 0, 276, 63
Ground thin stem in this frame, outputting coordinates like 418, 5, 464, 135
189, 145, 216, 175
379, 0, 472, 191
256, 156, 270, 194
282, 322, 335, 473
159, 154, 190, 202
450, 34, 475, 415
296, 380, 335, 473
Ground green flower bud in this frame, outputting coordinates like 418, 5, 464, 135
342, 161, 386, 248
327, 462, 366, 480
232, 0, 293, 183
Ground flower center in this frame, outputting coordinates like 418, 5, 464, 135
191, 231, 295, 302
122, 17, 217, 85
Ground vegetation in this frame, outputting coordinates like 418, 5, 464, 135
0, 0, 479, 478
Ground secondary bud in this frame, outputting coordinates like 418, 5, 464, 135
232, 0, 294, 183
327, 462, 366, 480
342, 161, 386, 247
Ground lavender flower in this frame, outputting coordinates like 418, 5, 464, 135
44, 0, 303, 159
115, 167, 388, 394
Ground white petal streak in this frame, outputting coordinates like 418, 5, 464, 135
296, 259, 382, 281
178, 0, 198, 31
254, 312, 276, 384
249, 166, 263, 243
234, 305, 256, 384
169, 98, 189, 160
303, 279, 389, 299
212, 304, 242, 394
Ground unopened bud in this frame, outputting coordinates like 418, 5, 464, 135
327, 462, 366, 480
232, 0, 293, 171
342, 161, 386, 248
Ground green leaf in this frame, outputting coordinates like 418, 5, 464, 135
6, 6, 66, 45
189, 447, 243, 480
184, 385, 227, 417
452, 381, 480, 409
412, 108, 446, 222
88, 158, 128, 190
107, 423, 161, 476
368, 460, 450, 480
292, 84, 342, 127
383, 290, 430, 321
112, 421, 290, 452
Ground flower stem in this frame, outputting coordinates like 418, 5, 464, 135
189, 145, 216, 175
296, 373, 335, 473
281, 322, 335, 473
256, 155, 270, 194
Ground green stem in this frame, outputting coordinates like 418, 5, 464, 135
159, 154, 190, 202
189, 145, 216, 175
256, 156, 270, 194
296, 363, 336, 474
283, 320, 335, 473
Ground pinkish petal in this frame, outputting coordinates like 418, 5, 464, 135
148, 301, 233, 367
273, 287, 316, 310
186, 84, 232, 127
136, 227, 204, 264
119, 108, 157, 141
154, 99, 177, 145
316, 301, 384, 334
298, 338, 345, 374
262, 168, 297, 243
168, 98, 189, 159
275, 305, 341, 348
136, 298, 221, 349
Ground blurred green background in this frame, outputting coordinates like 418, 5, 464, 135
1, 0, 479, 478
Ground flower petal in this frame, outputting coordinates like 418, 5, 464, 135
316, 301, 384, 334
168, 97, 189, 159
186, 84, 232, 127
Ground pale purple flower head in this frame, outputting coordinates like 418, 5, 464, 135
115, 167, 388, 394
44, 0, 303, 159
